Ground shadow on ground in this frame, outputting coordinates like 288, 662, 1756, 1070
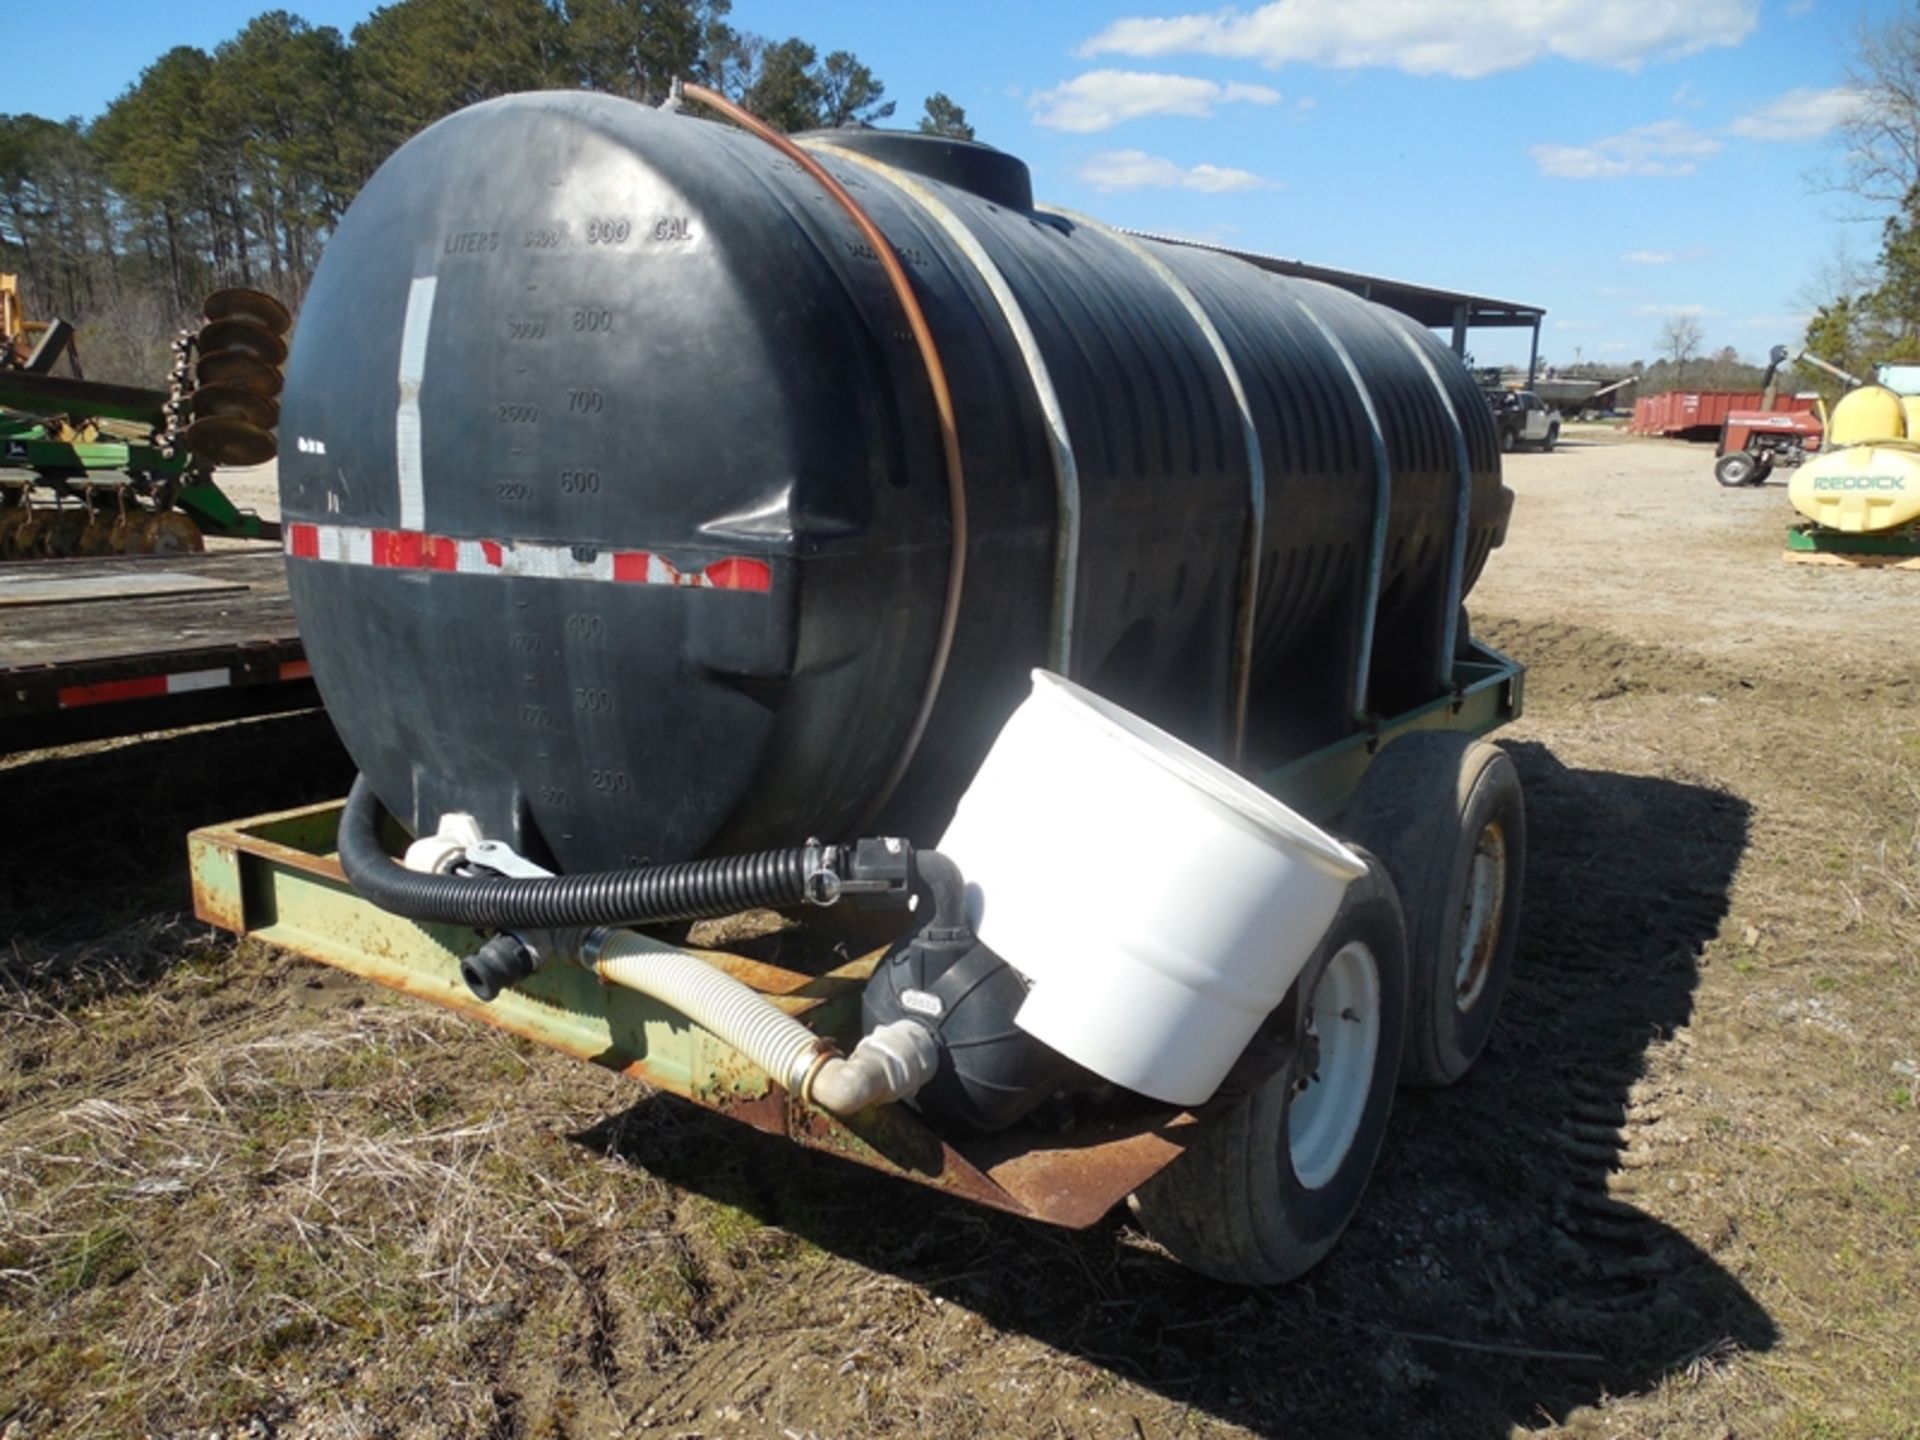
0, 711, 352, 993
576, 741, 1777, 1438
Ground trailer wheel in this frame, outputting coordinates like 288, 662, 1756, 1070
1715, 451, 1758, 487
1750, 457, 1774, 486
1128, 855, 1408, 1286
1338, 733, 1524, 1087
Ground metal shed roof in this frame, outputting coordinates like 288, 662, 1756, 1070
1129, 231, 1545, 331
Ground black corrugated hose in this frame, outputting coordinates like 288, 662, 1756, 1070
337, 774, 819, 929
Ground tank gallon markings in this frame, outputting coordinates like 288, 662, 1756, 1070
651, 216, 694, 242
507, 320, 547, 340
567, 389, 605, 415
560, 469, 601, 495
572, 308, 614, 333
585, 216, 633, 245
442, 230, 499, 254
285, 521, 773, 591
496, 403, 539, 424
496, 481, 533, 502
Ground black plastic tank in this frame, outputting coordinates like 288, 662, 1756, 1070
280, 92, 1508, 871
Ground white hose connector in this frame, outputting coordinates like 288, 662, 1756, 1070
583, 929, 938, 1115
808, 1020, 941, 1115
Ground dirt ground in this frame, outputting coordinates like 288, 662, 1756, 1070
2, 430, 1916, 1439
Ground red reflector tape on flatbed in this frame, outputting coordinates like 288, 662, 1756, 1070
53, 662, 311, 710
284, 522, 772, 592
58, 667, 230, 708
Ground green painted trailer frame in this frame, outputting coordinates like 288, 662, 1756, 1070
188, 641, 1523, 1229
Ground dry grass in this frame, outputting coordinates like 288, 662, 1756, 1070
3, 443, 1920, 1437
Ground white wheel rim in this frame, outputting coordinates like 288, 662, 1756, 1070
1288, 940, 1382, 1191
1454, 820, 1507, 1011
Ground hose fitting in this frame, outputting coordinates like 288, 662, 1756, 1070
460, 933, 537, 1002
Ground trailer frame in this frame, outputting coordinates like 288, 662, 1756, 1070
186, 641, 1522, 1230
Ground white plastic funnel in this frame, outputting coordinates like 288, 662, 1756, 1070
937, 671, 1366, 1107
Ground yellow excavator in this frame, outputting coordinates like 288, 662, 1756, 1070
1785, 360, 1920, 566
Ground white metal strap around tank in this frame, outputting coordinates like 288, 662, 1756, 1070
1273, 288, 1393, 725
1390, 325, 1476, 687
806, 142, 1083, 675
1039, 207, 1265, 764
395, 275, 438, 531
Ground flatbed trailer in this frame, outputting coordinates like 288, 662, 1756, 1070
188, 641, 1522, 1232
2, 548, 314, 752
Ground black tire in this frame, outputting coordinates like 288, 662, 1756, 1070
1539, 425, 1558, 452
1750, 457, 1774, 486
1714, 451, 1757, 487
1128, 855, 1409, 1286
1500, 426, 1517, 454
1337, 733, 1525, 1088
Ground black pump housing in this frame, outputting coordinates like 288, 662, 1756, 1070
862, 928, 1078, 1134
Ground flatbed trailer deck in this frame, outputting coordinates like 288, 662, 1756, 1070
1, 548, 314, 752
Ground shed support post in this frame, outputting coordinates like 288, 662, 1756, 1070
1450, 304, 1468, 357
1526, 319, 1540, 389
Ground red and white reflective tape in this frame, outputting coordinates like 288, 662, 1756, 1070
284, 522, 772, 593
57, 659, 312, 710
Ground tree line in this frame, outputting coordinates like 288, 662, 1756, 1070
1800, 8, 1920, 396
0, 0, 974, 383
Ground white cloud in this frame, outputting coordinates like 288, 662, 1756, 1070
1530, 121, 1722, 179
1077, 149, 1278, 192
1599, 341, 1634, 354
1740, 312, 1811, 331
1620, 246, 1710, 265
1729, 86, 1863, 141
1671, 81, 1705, 109
1634, 303, 1720, 317
1031, 70, 1282, 132
1554, 320, 1601, 331
1079, 0, 1760, 80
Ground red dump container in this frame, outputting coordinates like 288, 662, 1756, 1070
1631, 391, 1817, 438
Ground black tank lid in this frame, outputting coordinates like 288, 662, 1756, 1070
805, 129, 1034, 211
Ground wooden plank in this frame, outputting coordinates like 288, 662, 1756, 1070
0, 549, 297, 679
0, 570, 250, 608
1780, 547, 1920, 571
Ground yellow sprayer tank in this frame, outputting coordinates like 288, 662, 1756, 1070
1790, 444, 1920, 532
1827, 385, 1908, 446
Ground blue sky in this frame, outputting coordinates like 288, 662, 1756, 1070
14, 0, 1897, 368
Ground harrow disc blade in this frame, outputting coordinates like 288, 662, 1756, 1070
195, 350, 284, 398
190, 382, 279, 431
202, 287, 292, 336
145, 509, 206, 555
197, 319, 288, 368
185, 416, 278, 467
